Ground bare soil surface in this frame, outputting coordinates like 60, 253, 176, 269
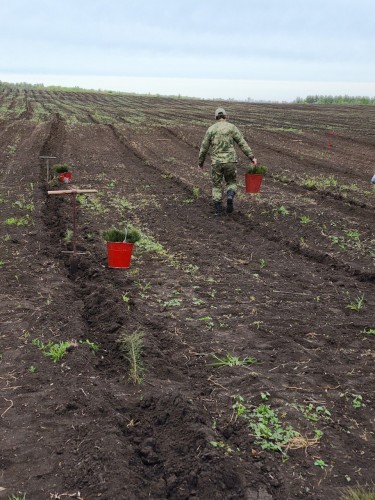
0, 90, 374, 499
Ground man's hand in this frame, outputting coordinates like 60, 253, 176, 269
251, 157, 258, 166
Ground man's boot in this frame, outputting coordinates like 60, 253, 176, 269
227, 189, 235, 213
214, 201, 223, 216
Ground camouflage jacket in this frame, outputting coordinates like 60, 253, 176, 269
198, 119, 254, 166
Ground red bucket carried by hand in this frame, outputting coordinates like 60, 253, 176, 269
245, 173, 264, 193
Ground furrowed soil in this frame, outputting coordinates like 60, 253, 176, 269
0, 90, 374, 500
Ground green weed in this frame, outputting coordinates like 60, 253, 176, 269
276, 206, 289, 216
346, 295, 365, 312
13, 197, 34, 212
362, 328, 375, 335
79, 339, 99, 353
211, 353, 257, 367
299, 403, 331, 423
232, 396, 299, 458
138, 234, 166, 254
300, 215, 312, 224
4, 216, 30, 226
32, 338, 75, 362
352, 394, 364, 409
303, 175, 338, 190
163, 298, 182, 308
259, 258, 266, 269
314, 459, 328, 469
209, 440, 234, 453
192, 297, 205, 306
198, 316, 214, 330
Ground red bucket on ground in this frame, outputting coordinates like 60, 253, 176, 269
58, 172, 73, 184
245, 174, 263, 193
107, 242, 134, 268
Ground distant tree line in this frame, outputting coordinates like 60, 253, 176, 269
0, 80, 45, 90
0, 81, 93, 92
294, 95, 375, 105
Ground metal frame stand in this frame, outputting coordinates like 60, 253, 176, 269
47, 189, 98, 256
40, 156, 57, 183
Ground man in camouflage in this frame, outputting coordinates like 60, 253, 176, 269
198, 107, 257, 215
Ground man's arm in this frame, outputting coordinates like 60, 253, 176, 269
232, 126, 255, 160
198, 129, 211, 167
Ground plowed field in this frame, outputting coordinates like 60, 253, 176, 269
0, 90, 374, 500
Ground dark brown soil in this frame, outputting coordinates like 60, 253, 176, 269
0, 90, 374, 500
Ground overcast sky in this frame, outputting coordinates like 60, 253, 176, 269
1, 0, 374, 101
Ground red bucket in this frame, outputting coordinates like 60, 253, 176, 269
58, 172, 73, 184
107, 242, 134, 268
245, 174, 263, 193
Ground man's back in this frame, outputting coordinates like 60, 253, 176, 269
199, 119, 253, 166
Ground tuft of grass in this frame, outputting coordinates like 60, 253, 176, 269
118, 330, 145, 384
4, 216, 29, 226
211, 353, 257, 367
362, 328, 375, 335
346, 295, 365, 312
300, 215, 312, 224
303, 175, 338, 190
32, 338, 75, 362
340, 487, 375, 500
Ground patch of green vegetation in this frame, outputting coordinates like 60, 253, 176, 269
346, 295, 365, 312
300, 215, 312, 224
276, 206, 290, 216
314, 459, 328, 469
209, 440, 234, 453
232, 395, 299, 458
351, 394, 364, 409
32, 338, 76, 363
138, 234, 166, 254
299, 403, 332, 423
79, 339, 99, 353
163, 298, 182, 308
303, 175, 338, 190
269, 127, 303, 134
329, 228, 362, 252
211, 353, 257, 367
362, 328, 375, 335
4, 215, 30, 226
76, 193, 108, 214
13, 196, 34, 212
198, 316, 214, 330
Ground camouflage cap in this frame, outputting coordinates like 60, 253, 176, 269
215, 107, 226, 118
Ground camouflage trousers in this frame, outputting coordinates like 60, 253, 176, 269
211, 162, 237, 202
